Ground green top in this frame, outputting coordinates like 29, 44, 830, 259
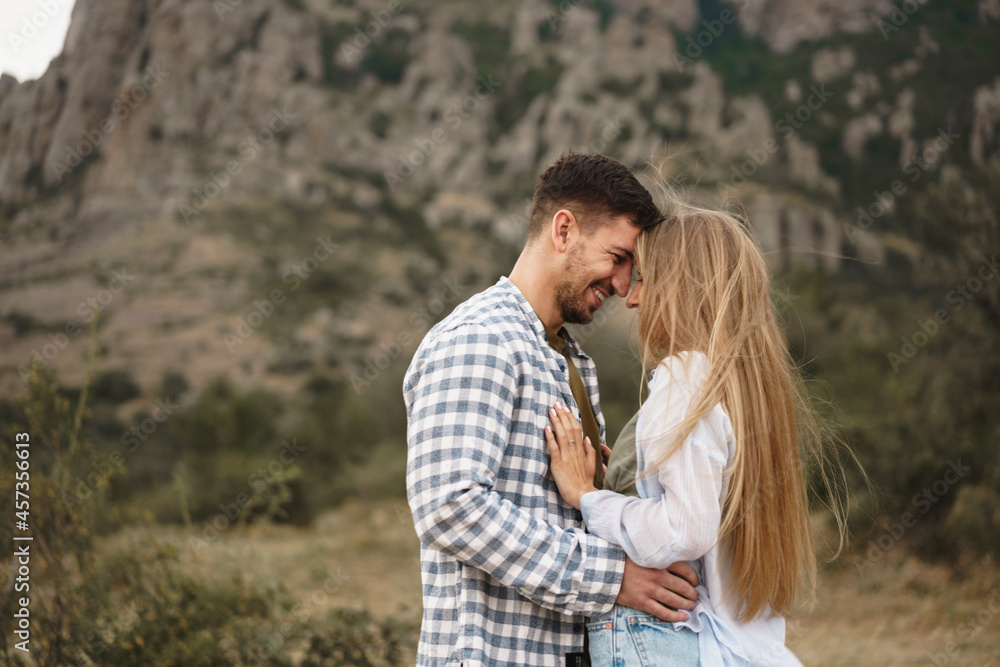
542, 323, 605, 489
604, 410, 641, 498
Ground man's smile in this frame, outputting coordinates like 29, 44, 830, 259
590, 283, 612, 309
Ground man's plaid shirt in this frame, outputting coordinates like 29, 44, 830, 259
404, 277, 626, 667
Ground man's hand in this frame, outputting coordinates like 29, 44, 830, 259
600, 442, 612, 475
615, 557, 699, 622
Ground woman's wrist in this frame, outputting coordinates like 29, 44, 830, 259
571, 485, 599, 510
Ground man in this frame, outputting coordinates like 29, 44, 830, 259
404, 153, 699, 666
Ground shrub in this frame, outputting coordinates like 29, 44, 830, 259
87, 541, 294, 667
778, 166, 1000, 559
299, 609, 417, 667
0, 358, 413, 666
91, 368, 141, 404
0, 359, 106, 666
360, 29, 410, 84
160, 370, 190, 402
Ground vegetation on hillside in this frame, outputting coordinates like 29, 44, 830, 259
0, 357, 416, 665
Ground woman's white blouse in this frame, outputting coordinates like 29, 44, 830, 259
579, 351, 803, 666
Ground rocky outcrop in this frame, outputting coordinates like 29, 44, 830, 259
970, 78, 1000, 164
728, 0, 895, 54
810, 47, 856, 84
842, 114, 883, 161
887, 88, 917, 166
0, 0, 155, 202
846, 71, 880, 111
0, 0, 992, 398
740, 191, 842, 271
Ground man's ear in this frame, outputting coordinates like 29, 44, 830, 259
550, 209, 577, 254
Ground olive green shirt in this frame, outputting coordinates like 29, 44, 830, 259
542, 323, 605, 489
604, 411, 641, 498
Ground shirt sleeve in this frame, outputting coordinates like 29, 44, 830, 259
580, 356, 729, 570
404, 323, 625, 615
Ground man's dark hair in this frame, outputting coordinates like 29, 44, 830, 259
526, 152, 662, 243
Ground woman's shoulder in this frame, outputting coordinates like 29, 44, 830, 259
645, 351, 734, 447
639, 351, 710, 429
649, 350, 710, 393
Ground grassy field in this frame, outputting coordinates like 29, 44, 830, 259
101, 499, 1000, 666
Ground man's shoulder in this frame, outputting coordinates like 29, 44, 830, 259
404, 280, 541, 396
423, 279, 535, 348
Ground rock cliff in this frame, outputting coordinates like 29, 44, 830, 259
0, 0, 996, 400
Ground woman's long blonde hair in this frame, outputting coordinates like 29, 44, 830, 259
634, 199, 849, 623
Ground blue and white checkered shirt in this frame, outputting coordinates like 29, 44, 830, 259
404, 276, 626, 666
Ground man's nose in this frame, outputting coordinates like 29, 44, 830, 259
612, 266, 631, 297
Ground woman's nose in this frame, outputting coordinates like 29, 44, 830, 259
626, 284, 640, 309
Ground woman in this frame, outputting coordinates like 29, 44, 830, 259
544, 202, 847, 665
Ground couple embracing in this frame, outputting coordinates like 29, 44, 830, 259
404, 152, 826, 666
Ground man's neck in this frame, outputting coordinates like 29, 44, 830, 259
509, 252, 564, 332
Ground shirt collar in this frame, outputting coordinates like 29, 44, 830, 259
542, 321, 568, 354
496, 276, 591, 361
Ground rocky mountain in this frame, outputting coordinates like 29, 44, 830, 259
0, 0, 997, 405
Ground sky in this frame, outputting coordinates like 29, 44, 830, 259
0, 0, 76, 82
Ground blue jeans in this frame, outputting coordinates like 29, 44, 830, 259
587, 604, 700, 667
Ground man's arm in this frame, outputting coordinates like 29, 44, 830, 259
404, 325, 624, 615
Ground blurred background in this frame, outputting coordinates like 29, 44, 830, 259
0, 0, 998, 664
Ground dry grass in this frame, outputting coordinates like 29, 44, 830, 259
106, 499, 1000, 666
790, 549, 1000, 666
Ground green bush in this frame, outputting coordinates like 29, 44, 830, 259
0, 355, 293, 666
780, 166, 1000, 559
360, 29, 410, 84
132, 378, 311, 525
299, 609, 416, 667
0, 358, 416, 666
3, 310, 44, 336
78, 540, 294, 667
0, 362, 105, 666
91, 368, 141, 404
453, 22, 510, 76
160, 371, 190, 402
96, 364, 411, 527
167, 378, 283, 456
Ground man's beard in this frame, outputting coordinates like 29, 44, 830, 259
555, 244, 606, 325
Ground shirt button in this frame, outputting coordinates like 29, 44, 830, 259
671, 544, 680, 553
